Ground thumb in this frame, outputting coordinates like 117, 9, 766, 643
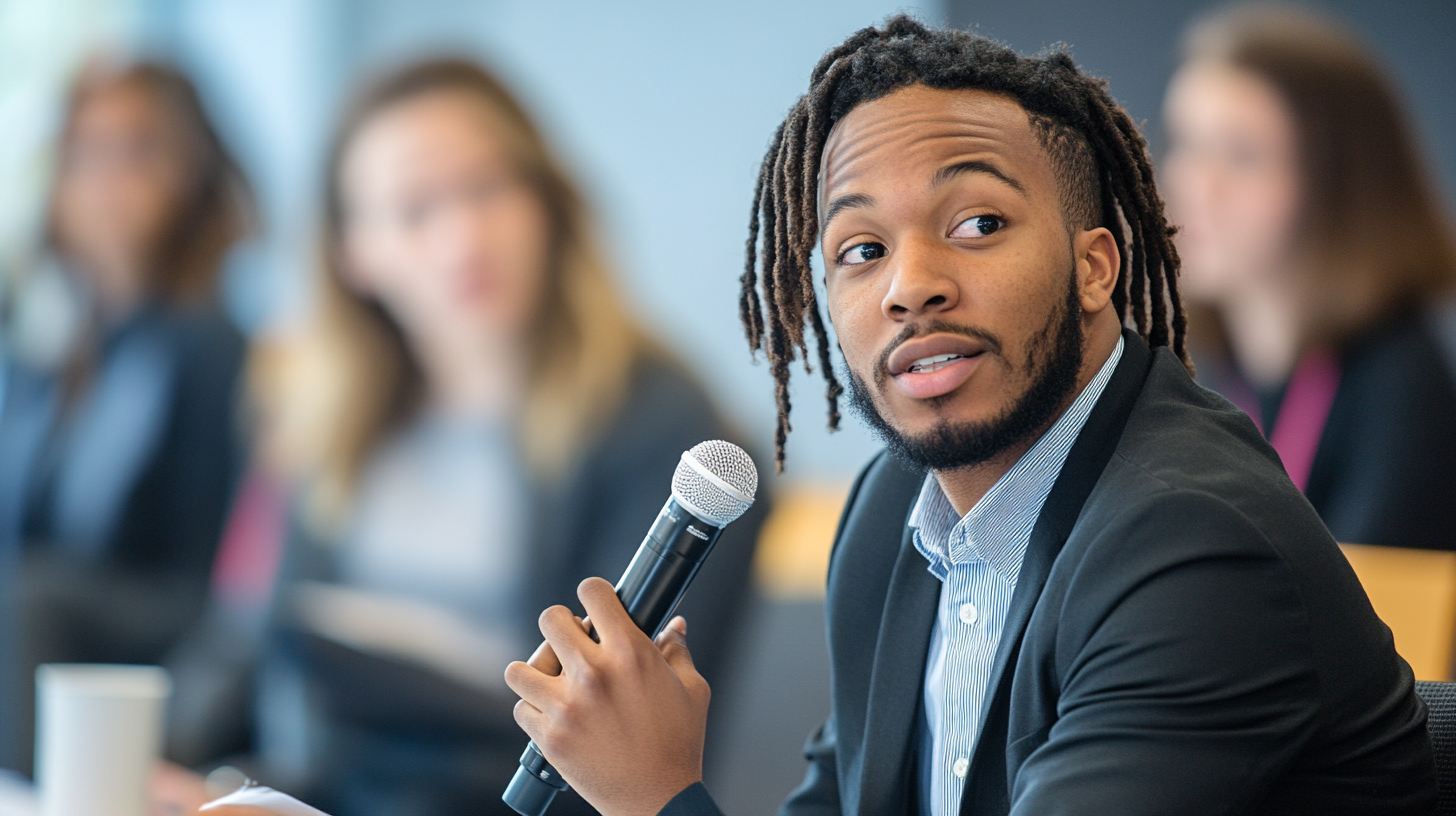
655, 616, 699, 678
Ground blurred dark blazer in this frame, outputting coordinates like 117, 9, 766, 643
269, 353, 765, 816
1306, 316, 1456, 549
1197, 313, 1456, 550
0, 303, 245, 768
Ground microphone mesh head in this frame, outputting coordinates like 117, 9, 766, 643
671, 440, 758, 527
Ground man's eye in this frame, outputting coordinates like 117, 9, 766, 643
952, 214, 1005, 238
838, 242, 887, 266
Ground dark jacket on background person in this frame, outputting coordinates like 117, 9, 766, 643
0, 303, 246, 771
1306, 317, 1456, 549
267, 353, 765, 816
1198, 314, 1456, 550
664, 331, 1435, 816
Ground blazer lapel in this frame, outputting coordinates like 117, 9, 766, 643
962, 331, 1154, 815
856, 523, 941, 816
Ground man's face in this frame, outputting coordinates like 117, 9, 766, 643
820, 86, 1092, 470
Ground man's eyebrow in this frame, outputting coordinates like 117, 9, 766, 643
932, 160, 1027, 197
820, 193, 875, 238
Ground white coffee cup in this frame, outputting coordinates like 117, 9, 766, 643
35, 664, 172, 816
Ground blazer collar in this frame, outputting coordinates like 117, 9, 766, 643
856, 518, 942, 816
962, 330, 1154, 810
855, 333, 1152, 816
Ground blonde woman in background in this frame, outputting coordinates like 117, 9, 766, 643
1162, 6, 1456, 549
257, 59, 763, 816
0, 60, 252, 772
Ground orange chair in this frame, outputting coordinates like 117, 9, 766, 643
753, 483, 851, 600
1341, 543, 1456, 681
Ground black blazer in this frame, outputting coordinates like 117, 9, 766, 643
1306, 316, 1456, 550
666, 331, 1434, 816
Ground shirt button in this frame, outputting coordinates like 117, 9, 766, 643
953, 757, 970, 778
959, 603, 978, 625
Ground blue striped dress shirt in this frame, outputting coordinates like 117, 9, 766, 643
910, 337, 1123, 816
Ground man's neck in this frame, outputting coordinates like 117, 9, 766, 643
933, 322, 1121, 515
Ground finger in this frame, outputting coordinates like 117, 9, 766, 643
527, 616, 593, 676
512, 697, 550, 744
657, 615, 688, 642
576, 577, 637, 646
504, 660, 561, 713
538, 605, 597, 671
655, 617, 709, 702
656, 616, 696, 673
527, 639, 561, 676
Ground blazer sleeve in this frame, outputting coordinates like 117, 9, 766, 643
1009, 490, 1322, 816
659, 783, 726, 816
656, 718, 841, 816
776, 715, 844, 816
776, 454, 885, 816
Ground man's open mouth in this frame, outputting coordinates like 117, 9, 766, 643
906, 353, 969, 374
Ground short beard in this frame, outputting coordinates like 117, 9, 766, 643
845, 269, 1085, 472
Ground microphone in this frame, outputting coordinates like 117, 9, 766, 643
502, 440, 760, 816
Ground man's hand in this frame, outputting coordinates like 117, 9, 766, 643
504, 577, 710, 816
152, 761, 211, 815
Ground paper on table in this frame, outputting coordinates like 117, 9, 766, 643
0, 770, 35, 816
200, 786, 330, 816
290, 581, 517, 693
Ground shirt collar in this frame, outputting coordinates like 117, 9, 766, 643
909, 336, 1125, 584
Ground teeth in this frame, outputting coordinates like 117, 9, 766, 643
907, 353, 964, 374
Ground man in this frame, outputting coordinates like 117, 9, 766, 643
504, 17, 1436, 816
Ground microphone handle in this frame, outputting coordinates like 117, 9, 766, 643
503, 497, 725, 816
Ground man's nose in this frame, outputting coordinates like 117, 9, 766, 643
881, 240, 959, 321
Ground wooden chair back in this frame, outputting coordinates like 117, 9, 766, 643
1342, 543, 1456, 681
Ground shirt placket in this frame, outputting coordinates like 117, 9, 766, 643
937, 529, 995, 814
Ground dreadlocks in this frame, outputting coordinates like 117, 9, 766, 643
741, 15, 1189, 470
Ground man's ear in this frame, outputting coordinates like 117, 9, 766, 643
1074, 226, 1119, 316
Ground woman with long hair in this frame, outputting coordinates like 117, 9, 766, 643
0, 59, 253, 768
257, 59, 762, 815
1162, 6, 1456, 549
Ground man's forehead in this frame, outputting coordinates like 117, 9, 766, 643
820, 86, 1044, 197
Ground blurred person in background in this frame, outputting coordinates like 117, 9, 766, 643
256, 59, 762, 816
1162, 6, 1456, 550
0, 59, 252, 771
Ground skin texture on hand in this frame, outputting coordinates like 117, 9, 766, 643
152, 761, 212, 816
504, 577, 710, 816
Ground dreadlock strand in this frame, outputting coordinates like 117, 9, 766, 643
1104, 99, 1183, 353
794, 52, 864, 382
1089, 106, 1153, 339
806, 295, 843, 431
1074, 83, 1154, 342
740, 122, 783, 355
758, 124, 786, 367
780, 104, 816, 372
801, 50, 860, 247
769, 113, 806, 361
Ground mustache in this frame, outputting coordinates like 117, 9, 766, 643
872, 320, 1004, 385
